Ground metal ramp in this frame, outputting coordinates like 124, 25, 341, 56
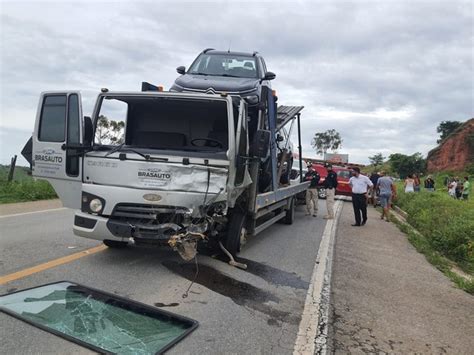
276, 105, 304, 131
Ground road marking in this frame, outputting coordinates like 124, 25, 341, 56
293, 200, 343, 355
0, 207, 67, 219
0, 244, 107, 285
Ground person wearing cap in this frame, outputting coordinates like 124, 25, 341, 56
323, 164, 338, 219
349, 167, 373, 226
304, 164, 320, 217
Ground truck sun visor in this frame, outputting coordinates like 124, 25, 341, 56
0, 281, 198, 354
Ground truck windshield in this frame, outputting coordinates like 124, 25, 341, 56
95, 96, 229, 153
188, 54, 258, 79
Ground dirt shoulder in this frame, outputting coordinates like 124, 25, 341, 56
0, 199, 63, 216
329, 202, 474, 354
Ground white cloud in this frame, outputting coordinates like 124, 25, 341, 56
0, 0, 472, 165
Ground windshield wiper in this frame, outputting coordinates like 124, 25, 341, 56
220, 74, 240, 78
104, 143, 125, 157
104, 144, 168, 161
190, 72, 209, 76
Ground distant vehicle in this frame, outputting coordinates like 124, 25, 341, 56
171, 49, 276, 108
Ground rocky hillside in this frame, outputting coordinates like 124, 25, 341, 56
427, 118, 474, 172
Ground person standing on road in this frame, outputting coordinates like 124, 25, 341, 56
324, 164, 338, 219
462, 176, 470, 200
349, 167, 373, 226
369, 171, 380, 207
304, 164, 320, 217
376, 171, 396, 222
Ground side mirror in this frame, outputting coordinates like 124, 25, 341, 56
250, 130, 271, 158
176, 66, 186, 75
276, 134, 284, 142
264, 71, 276, 81
83, 116, 93, 147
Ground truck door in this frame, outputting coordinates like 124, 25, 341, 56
32, 92, 84, 209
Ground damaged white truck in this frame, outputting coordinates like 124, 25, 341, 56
22, 85, 308, 264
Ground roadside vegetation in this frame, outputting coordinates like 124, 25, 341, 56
392, 173, 474, 293
0, 165, 57, 204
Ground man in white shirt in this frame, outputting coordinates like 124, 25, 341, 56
349, 167, 374, 226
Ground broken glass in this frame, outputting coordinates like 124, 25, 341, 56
0, 282, 197, 354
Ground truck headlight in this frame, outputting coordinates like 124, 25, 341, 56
82, 192, 106, 214
244, 95, 259, 105
89, 199, 103, 213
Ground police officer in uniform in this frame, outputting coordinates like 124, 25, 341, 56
304, 164, 320, 217
324, 164, 338, 219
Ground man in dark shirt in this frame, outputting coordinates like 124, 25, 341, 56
369, 172, 380, 207
324, 164, 338, 219
304, 165, 320, 217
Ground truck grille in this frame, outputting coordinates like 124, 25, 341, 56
111, 203, 188, 220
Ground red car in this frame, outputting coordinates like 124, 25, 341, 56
291, 162, 353, 199
310, 163, 352, 198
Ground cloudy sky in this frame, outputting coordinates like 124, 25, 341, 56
1, 0, 473, 166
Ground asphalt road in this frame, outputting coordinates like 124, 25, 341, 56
0, 202, 328, 354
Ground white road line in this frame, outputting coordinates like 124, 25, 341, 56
293, 200, 343, 355
0, 207, 68, 219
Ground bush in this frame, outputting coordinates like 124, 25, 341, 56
395, 189, 474, 273
0, 179, 57, 203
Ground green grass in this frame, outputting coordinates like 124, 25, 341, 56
0, 165, 57, 203
390, 171, 473, 293
393, 218, 474, 294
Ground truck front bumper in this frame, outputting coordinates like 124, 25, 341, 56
73, 211, 126, 242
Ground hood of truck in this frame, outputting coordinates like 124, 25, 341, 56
174, 74, 257, 94
83, 156, 228, 194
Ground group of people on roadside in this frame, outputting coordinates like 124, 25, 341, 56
304, 163, 337, 219
350, 168, 395, 225
446, 176, 471, 200
403, 174, 470, 200
304, 165, 397, 227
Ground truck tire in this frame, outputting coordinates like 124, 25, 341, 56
283, 197, 295, 225
225, 211, 246, 256
103, 239, 128, 248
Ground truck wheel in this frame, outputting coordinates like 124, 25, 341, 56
103, 239, 128, 248
225, 211, 246, 256
283, 197, 295, 225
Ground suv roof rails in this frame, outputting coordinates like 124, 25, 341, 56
203, 48, 215, 53
252, 51, 259, 57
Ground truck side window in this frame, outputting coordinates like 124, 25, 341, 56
66, 94, 80, 176
39, 95, 67, 142
67, 94, 80, 144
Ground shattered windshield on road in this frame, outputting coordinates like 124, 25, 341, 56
94, 96, 230, 155
0, 281, 197, 354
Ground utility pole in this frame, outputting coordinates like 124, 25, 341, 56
7, 155, 17, 182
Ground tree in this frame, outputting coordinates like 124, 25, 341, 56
311, 129, 342, 155
388, 152, 426, 178
436, 121, 462, 143
95, 115, 125, 145
368, 152, 385, 167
